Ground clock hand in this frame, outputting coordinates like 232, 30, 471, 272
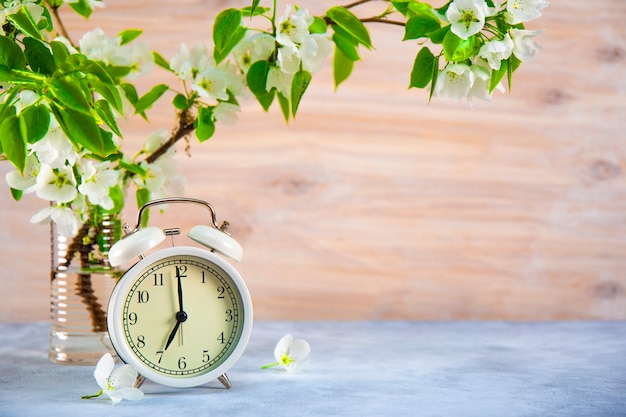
164, 320, 181, 351
164, 310, 188, 351
176, 266, 184, 313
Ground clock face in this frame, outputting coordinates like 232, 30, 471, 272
108, 246, 252, 387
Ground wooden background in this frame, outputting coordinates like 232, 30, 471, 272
1, 0, 625, 321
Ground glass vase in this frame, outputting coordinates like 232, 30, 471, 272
49, 211, 122, 365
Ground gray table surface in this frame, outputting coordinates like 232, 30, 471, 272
0, 321, 625, 416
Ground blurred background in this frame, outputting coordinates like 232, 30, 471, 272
1, 0, 625, 322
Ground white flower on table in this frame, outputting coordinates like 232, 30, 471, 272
82, 353, 144, 405
505, 0, 549, 24
262, 334, 311, 373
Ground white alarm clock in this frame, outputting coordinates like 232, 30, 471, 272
106, 197, 253, 389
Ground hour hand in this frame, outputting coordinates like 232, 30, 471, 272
164, 320, 181, 351
164, 311, 187, 351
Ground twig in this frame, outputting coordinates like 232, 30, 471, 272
45, 1, 74, 45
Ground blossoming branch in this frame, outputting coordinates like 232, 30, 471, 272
0, 0, 548, 239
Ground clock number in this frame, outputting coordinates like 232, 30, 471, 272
137, 291, 149, 304
178, 356, 187, 370
137, 335, 146, 348
176, 265, 187, 277
202, 349, 210, 363
225, 309, 233, 322
153, 273, 164, 286
128, 312, 138, 325
217, 332, 225, 344
156, 350, 164, 364
201, 271, 206, 284
217, 286, 225, 299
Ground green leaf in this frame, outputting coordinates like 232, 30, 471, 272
489, 60, 508, 93
428, 54, 441, 102
277, 92, 290, 123
19, 104, 50, 144
443, 31, 478, 62
247, 0, 261, 16
246, 60, 275, 111
50, 40, 71, 67
428, 25, 450, 44
7, 7, 43, 40
173, 93, 189, 110
94, 100, 122, 137
47, 76, 93, 114
51, 103, 116, 157
326, 7, 373, 49
136, 188, 151, 226
120, 83, 139, 107
195, 106, 215, 142
88, 75, 123, 114
153, 52, 172, 72
434, 1, 453, 16
68, 0, 95, 18
409, 47, 436, 89
213, 9, 246, 64
333, 45, 354, 89
241, 5, 269, 17
135, 84, 169, 115
507, 55, 522, 91
309, 17, 328, 34
118, 29, 143, 46
10, 188, 23, 201
119, 160, 147, 176
0, 35, 27, 70
291, 70, 312, 117
403, 15, 441, 41
23, 37, 56, 75
0, 116, 27, 173
332, 26, 361, 61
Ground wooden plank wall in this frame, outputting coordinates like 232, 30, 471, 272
1, 0, 625, 321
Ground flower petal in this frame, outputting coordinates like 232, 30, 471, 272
109, 364, 138, 389
274, 334, 294, 362
119, 387, 144, 401
94, 353, 115, 389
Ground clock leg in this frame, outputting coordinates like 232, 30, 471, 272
133, 374, 146, 389
217, 373, 232, 389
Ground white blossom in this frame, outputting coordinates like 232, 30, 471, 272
35, 164, 77, 203
276, 5, 313, 47
5, 155, 40, 193
31, 119, 79, 169
266, 66, 294, 98
191, 67, 231, 101
269, 334, 311, 373
31, 205, 82, 238
78, 160, 121, 210
214, 102, 241, 125
300, 34, 332, 73
170, 43, 211, 81
232, 33, 275, 73
478, 34, 514, 70
276, 42, 301, 75
510, 29, 544, 62
83, 353, 144, 405
505, 0, 549, 24
446, 0, 489, 40
435, 63, 475, 101
467, 63, 503, 107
